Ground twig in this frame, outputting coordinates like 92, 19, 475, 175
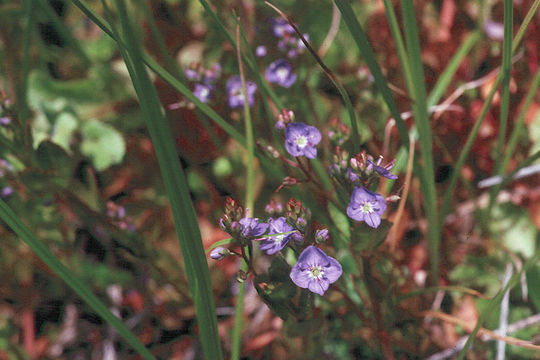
423, 310, 540, 360
496, 263, 513, 360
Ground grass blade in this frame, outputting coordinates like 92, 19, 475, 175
109, 0, 223, 358
439, 0, 540, 225
0, 199, 156, 359
334, 0, 410, 149
400, 0, 440, 283
427, 31, 481, 107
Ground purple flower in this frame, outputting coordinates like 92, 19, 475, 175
193, 83, 213, 103
367, 159, 398, 180
265, 59, 296, 88
315, 229, 329, 243
347, 186, 387, 228
256, 46, 267, 57
271, 18, 295, 38
285, 122, 322, 159
0, 117, 10, 126
226, 76, 257, 108
289, 246, 342, 296
203, 63, 221, 84
210, 247, 229, 260
484, 20, 504, 41
346, 168, 360, 183
238, 217, 268, 238
259, 217, 295, 255
1, 186, 13, 198
185, 68, 200, 81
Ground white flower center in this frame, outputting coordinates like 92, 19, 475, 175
308, 265, 324, 280
273, 234, 284, 243
199, 88, 209, 98
295, 135, 308, 148
276, 68, 288, 81
360, 201, 374, 214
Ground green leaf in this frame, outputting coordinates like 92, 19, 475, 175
351, 220, 392, 252
80, 120, 125, 171
526, 265, 540, 312
51, 112, 78, 153
328, 202, 350, 238
490, 203, 537, 258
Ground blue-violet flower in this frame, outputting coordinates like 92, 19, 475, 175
367, 159, 398, 180
259, 217, 296, 255
193, 84, 212, 103
271, 18, 295, 38
285, 122, 322, 159
290, 246, 342, 296
346, 186, 387, 228
226, 76, 257, 108
238, 217, 268, 239
265, 59, 296, 88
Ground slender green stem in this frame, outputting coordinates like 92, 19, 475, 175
427, 31, 481, 107
400, 0, 439, 284
230, 22, 256, 360
492, 0, 513, 176
498, 68, 540, 183
439, 0, 540, 226
110, 0, 223, 357
16, 0, 33, 147
334, 0, 410, 149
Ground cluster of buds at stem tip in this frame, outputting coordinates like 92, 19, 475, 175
275, 109, 295, 130
265, 199, 283, 218
219, 197, 244, 232
285, 198, 310, 230
327, 117, 351, 146
256, 139, 280, 159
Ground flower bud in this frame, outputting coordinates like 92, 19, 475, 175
209, 247, 229, 260
315, 228, 329, 243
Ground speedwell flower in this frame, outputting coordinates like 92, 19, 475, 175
226, 76, 257, 108
193, 84, 212, 103
238, 217, 268, 239
290, 246, 342, 296
285, 122, 322, 159
259, 217, 298, 255
346, 186, 387, 228
265, 59, 296, 88
367, 159, 398, 180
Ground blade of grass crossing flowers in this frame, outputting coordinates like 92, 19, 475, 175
400, 0, 440, 284
0, 199, 156, 359
334, 0, 410, 149
439, 0, 540, 227
230, 22, 256, 360
458, 252, 540, 358
110, 0, 223, 358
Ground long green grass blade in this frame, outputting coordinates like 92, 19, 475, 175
427, 31, 481, 107
497, 68, 540, 184
0, 199, 156, 359
109, 0, 222, 358
492, 0, 513, 176
400, 0, 440, 283
334, 0, 410, 149
439, 0, 540, 225
231, 23, 256, 359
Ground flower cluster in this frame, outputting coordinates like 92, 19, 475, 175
184, 63, 221, 104
329, 151, 398, 228
213, 197, 341, 295
226, 76, 257, 109
0, 92, 11, 126
106, 201, 135, 231
271, 18, 308, 59
0, 158, 14, 199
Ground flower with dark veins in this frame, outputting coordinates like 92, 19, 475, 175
347, 186, 387, 228
285, 122, 321, 159
265, 59, 296, 88
290, 246, 342, 296
259, 217, 298, 255
238, 217, 268, 239
226, 76, 257, 108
